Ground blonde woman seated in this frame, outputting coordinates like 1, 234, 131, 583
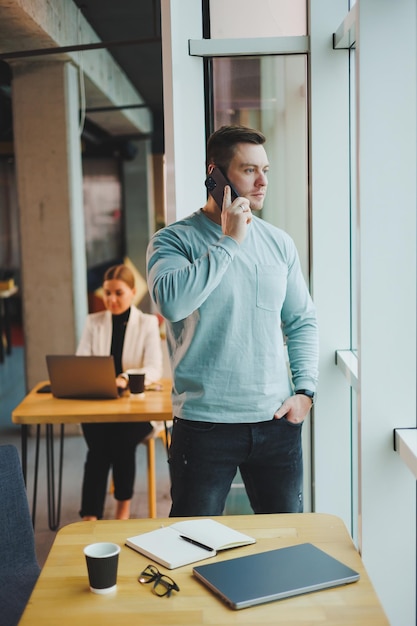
77, 264, 163, 520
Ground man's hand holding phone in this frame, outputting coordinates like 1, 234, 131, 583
221, 186, 252, 245
204, 165, 251, 244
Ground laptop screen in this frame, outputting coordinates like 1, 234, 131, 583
46, 355, 118, 399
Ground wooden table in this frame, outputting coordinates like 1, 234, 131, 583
12, 379, 173, 529
19, 513, 388, 625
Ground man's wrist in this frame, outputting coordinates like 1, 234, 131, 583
295, 389, 315, 404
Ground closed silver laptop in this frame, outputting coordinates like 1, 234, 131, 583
193, 542, 360, 610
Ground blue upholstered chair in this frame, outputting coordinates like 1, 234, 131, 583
0, 444, 40, 626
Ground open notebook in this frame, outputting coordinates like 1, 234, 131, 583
46, 355, 118, 399
193, 542, 360, 610
126, 519, 255, 569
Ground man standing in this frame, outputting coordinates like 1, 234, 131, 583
147, 125, 319, 516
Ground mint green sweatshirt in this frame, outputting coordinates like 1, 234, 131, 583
147, 210, 318, 423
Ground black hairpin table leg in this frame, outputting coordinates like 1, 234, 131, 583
46, 424, 65, 531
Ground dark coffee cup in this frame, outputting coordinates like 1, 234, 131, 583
126, 369, 145, 395
84, 542, 120, 594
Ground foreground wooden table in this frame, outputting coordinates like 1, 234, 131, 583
20, 514, 388, 625
12, 379, 173, 528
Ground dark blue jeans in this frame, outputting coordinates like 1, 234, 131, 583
168, 417, 303, 516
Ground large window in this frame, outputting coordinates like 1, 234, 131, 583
348, 46, 359, 544
212, 52, 311, 509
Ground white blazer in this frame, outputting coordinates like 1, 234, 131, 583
76, 306, 163, 385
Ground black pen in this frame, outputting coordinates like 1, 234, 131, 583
179, 535, 214, 552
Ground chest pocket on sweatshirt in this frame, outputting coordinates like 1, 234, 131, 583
256, 264, 287, 312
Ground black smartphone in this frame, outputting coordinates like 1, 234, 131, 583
205, 167, 238, 210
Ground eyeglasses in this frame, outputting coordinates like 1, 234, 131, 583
138, 564, 180, 597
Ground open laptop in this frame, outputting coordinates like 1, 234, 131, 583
46, 355, 119, 399
193, 542, 360, 610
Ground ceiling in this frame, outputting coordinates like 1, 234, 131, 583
72, 0, 164, 152
0, 0, 164, 155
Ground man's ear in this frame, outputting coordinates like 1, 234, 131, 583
207, 163, 215, 175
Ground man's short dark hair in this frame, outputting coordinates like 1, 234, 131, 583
206, 125, 266, 172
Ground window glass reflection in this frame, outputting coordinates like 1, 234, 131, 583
212, 55, 309, 281
83, 159, 122, 269
349, 49, 358, 352
209, 0, 307, 38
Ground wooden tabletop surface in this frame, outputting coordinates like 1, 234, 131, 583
19, 513, 388, 625
12, 379, 173, 424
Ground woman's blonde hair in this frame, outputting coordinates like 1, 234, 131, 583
103, 264, 135, 289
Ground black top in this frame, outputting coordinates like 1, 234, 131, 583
110, 308, 131, 375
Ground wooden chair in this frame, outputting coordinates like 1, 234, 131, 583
145, 425, 171, 518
